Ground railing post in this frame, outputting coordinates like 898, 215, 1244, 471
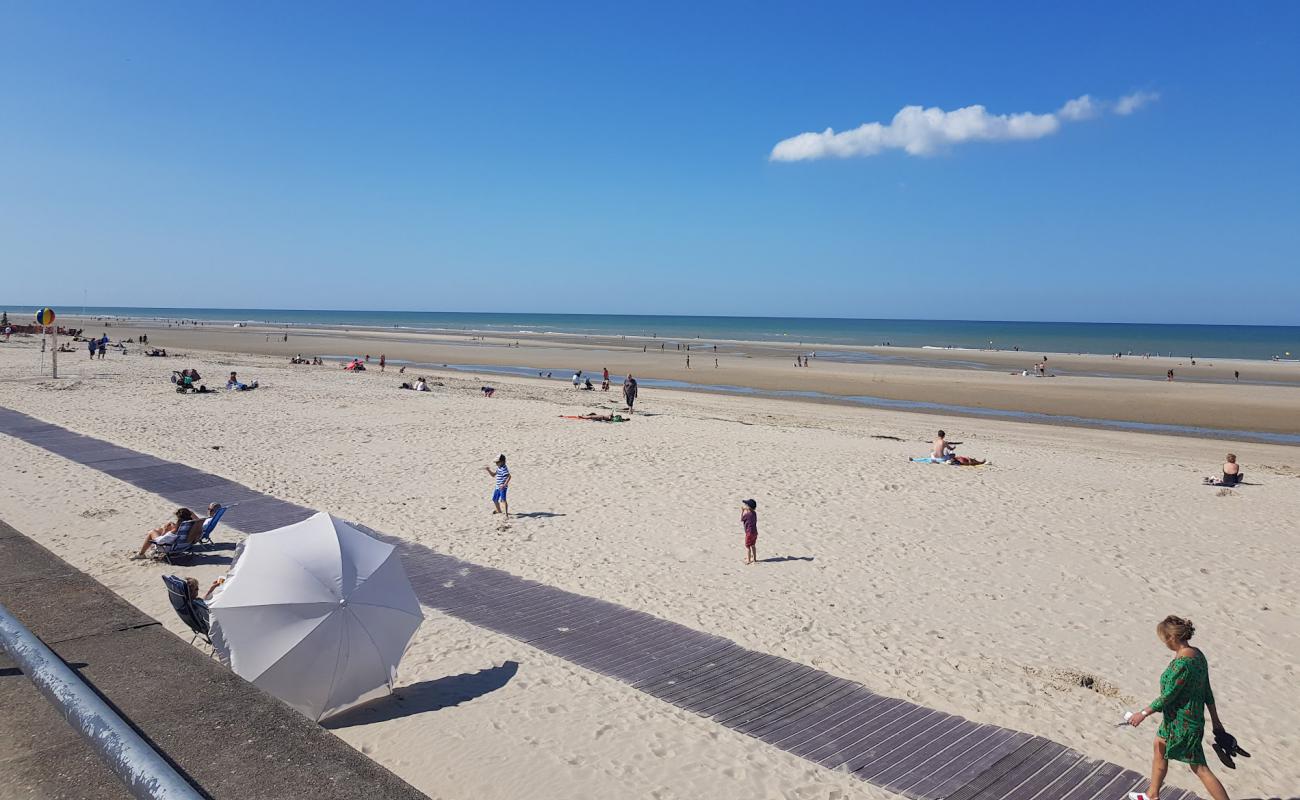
0, 601, 205, 800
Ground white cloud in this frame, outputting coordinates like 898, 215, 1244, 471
1115, 90, 1159, 115
770, 91, 1157, 162
1058, 94, 1099, 121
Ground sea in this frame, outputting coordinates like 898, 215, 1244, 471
15, 306, 1300, 361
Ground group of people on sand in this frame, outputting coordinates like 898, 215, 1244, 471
171, 368, 257, 393
289, 354, 324, 365
85, 334, 111, 359
399, 376, 432, 392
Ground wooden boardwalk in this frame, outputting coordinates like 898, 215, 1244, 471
0, 405, 1187, 800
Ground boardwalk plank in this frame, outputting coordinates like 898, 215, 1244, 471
742, 680, 865, 739
818, 706, 942, 771
710, 665, 825, 722
944, 737, 1055, 800
776, 693, 896, 752
876, 722, 998, 794
725, 672, 844, 732
962, 743, 1076, 800
856, 714, 973, 782
905, 727, 1024, 799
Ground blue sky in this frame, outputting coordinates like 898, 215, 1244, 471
2, 2, 1297, 323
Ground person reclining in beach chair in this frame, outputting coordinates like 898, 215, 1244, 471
1204, 453, 1244, 486
162, 575, 225, 649
197, 502, 227, 547
133, 508, 197, 560
150, 518, 206, 562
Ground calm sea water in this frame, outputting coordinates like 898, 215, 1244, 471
23, 306, 1300, 361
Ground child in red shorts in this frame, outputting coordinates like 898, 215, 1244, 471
741, 499, 758, 564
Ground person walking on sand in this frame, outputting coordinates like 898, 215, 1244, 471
622, 374, 638, 414
740, 499, 758, 564
486, 454, 511, 517
1126, 616, 1233, 800
380, 354, 386, 372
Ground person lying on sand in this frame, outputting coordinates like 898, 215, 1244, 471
132, 508, 197, 559
1204, 453, 1243, 486
562, 413, 628, 422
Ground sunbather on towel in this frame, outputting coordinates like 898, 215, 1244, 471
1204, 453, 1243, 486
931, 429, 956, 461
133, 508, 197, 559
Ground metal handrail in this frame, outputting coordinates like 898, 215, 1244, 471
0, 601, 205, 800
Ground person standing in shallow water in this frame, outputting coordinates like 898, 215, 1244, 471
1126, 616, 1232, 800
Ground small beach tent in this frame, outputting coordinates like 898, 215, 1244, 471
208, 512, 423, 721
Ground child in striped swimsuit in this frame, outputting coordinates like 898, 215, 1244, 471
486, 454, 511, 517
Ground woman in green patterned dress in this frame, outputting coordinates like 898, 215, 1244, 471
1126, 616, 1230, 800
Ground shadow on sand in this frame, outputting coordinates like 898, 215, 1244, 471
323, 661, 520, 729
759, 556, 815, 564
512, 512, 566, 519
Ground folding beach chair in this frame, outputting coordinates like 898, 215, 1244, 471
196, 504, 227, 547
151, 519, 199, 563
162, 574, 212, 649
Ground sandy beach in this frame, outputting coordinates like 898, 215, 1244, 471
49, 316, 1300, 438
1, 334, 1297, 799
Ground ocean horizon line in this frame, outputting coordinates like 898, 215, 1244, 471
5, 303, 1300, 330
3, 305, 1298, 361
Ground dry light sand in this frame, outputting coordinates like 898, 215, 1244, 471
0, 335, 1297, 800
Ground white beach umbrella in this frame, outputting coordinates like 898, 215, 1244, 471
209, 512, 423, 721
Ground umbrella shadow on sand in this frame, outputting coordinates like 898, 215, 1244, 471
323, 661, 520, 729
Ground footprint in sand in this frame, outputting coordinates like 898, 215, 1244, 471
78, 508, 119, 519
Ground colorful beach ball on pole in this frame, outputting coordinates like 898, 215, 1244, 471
35, 307, 56, 326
